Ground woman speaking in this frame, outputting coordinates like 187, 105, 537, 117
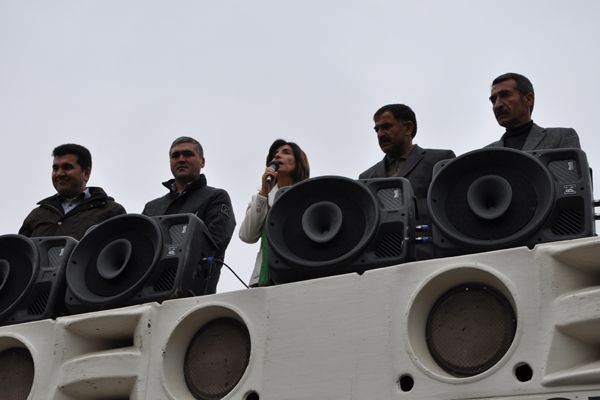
239, 139, 310, 287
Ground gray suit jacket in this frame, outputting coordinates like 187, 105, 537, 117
486, 123, 580, 150
359, 145, 455, 222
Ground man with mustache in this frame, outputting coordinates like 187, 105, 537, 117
487, 72, 580, 150
19, 143, 126, 240
142, 136, 236, 294
359, 104, 455, 259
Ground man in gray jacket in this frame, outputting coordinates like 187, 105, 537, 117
487, 72, 581, 150
360, 104, 455, 259
142, 136, 235, 294
19, 143, 125, 240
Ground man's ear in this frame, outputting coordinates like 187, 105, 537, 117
83, 168, 91, 183
200, 157, 206, 168
525, 92, 535, 114
404, 121, 415, 137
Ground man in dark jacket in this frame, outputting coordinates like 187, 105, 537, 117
359, 104, 455, 259
142, 136, 236, 294
19, 143, 126, 240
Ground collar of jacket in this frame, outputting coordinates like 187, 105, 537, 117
36, 186, 109, 207
162, 174, 207, 194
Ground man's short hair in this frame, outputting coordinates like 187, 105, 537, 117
52, 143, 92, 170
492, 72, 535, 112
374, 104, 418, 138
170, 136, 204, 157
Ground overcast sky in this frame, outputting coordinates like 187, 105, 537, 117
1, 0, 599, 293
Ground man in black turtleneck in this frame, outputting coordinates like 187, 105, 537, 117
486, 72, 580, 150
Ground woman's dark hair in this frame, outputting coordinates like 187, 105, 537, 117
266, 139, 310, 183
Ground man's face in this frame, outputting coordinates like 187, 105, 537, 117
489, 79, 534, 129
52, 154, 90, 198
374, 111, 413, 157
170, 142, 205, 183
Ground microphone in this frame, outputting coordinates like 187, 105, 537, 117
266, 161, 279, 183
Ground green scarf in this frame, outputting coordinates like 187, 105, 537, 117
259, 224, 270, 285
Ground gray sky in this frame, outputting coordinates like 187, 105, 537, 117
1, 0, 599, 293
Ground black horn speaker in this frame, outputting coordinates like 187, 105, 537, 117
267, 176, 416, 284
0, 234, 77, 326
65, 213, 216, 315
427, 148, 595, 257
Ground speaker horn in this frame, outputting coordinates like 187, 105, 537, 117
267, 176, 415, 284
427, 148, 595, 257
64, 213, 216, 314
0, 234, 77, 326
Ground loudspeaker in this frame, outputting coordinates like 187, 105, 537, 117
3, 237, 600, 399
0, 319, 57, 399
267, 176, 416, 284
428, 148, 596, 257
0, 234, 77, 326
64, 213, 216, 314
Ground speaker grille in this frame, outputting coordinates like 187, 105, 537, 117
27, 287, 50, 316
184, 318, 251, 399
0, 348, 35, 400
153, 263, 178, 293
375, 231, 404, 258
551, 208, 584, 235
426, 284, 516, 377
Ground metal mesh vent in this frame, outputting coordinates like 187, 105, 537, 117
374, 232, 404, 257
551, 208, 584, 235
153, 264, 178, 293
185, 318, 251, 400
426, 284, 516, 377
27, 288, 49, 316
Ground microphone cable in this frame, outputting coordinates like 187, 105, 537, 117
203, 256, 250, 289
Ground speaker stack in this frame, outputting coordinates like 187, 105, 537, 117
266, 176, 416, 284
428, 148, 596, 258
65, 213, 217, 314
2, 237, 600, 399
0, 234, 77, 327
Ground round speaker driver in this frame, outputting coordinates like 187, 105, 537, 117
0, 348, 35, 399
184, 318, 251, 399
426, 284, 516, 377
